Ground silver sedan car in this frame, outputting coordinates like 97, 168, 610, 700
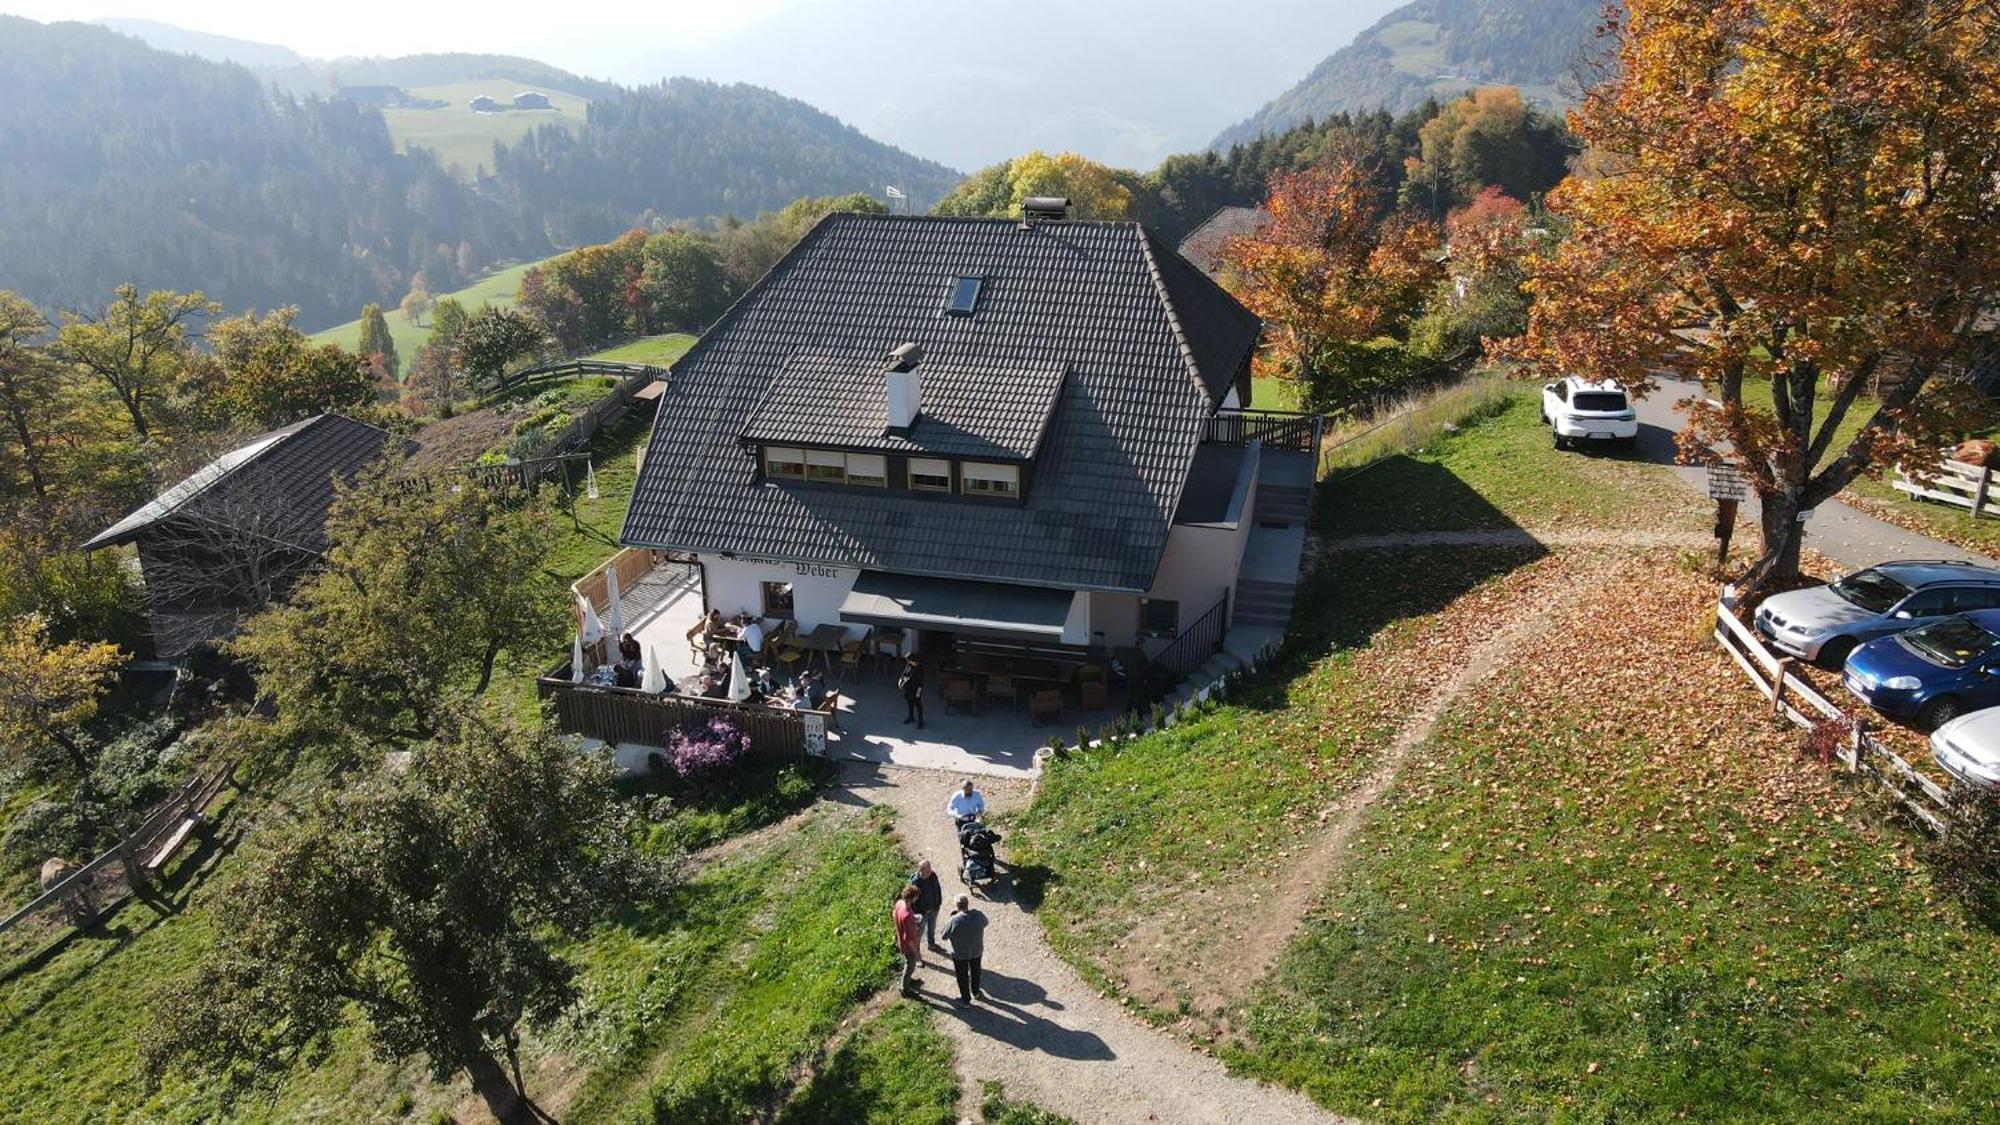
1753, 560, 2000, 669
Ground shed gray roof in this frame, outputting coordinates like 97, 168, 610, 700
83, 413, 391, 551
621, 213, 1261, 593
1177, 206, 1270, 276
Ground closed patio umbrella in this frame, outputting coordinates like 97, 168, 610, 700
571, 634, 586, 684
604, 565, 626, 640
577, 592, 604, 646
642, 644, 667, 693
727, 650, 751, 703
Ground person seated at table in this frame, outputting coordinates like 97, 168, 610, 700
617, 631, 642, 669
793, 669, 827, 710
701, 609, 726, 639
740, 616, 766, 656
612, 661, 640, 689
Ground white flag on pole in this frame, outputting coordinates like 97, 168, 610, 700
886, 185, 907, 200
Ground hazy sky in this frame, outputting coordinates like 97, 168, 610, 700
0, 0, 813, 75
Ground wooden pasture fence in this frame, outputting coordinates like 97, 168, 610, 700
1713, 604, 1951, 833
537, 675, 821, 766
1895, 455, 1999, 518
0, 763, 234, 972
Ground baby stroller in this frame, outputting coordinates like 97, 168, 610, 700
957, 819, 1003, 888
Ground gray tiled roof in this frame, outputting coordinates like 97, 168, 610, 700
621, 214, 1261, 593
739, 352, 1067, 461
84, 414, 392, 551
1176, 206, 1270, 276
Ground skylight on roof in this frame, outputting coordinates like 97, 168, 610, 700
945, 275, 984, 317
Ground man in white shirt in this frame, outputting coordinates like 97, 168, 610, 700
740, 618, 765, 654
946, 780, 986, 823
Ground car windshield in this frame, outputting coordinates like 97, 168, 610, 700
1902, 616, 1999, 669
1829, 569, 1911, 614
1572, 391, 1628, 412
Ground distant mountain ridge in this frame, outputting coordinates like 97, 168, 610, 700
93, 17, 307, 70
1, 18, 959, 328
1215, 0, 1603, 149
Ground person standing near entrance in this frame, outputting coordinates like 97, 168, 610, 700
940, 894, 987, 1004
899, 655, 925, 729
894, 885, 923, 995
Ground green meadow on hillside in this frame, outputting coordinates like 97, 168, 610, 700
382, 80, 589, 180
309, 255, 554, 359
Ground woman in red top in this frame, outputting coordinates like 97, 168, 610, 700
894, 884, 923, 994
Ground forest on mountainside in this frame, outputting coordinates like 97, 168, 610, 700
0, 20, 959, 328
1215, 0, 1602, 147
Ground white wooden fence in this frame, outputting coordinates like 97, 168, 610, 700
1894, 455, 1998, 518
1713, 603, 1952, 833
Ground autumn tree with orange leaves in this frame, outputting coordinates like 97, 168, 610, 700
1508, 0, 2000, 600
1222, 158, 1443, 411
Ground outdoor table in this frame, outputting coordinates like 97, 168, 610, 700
867, 627, 906, 660
803, 623, 846, 671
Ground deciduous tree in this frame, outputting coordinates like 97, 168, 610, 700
55, 285, 217, 441
194, 307, 376, 430
935, 152, 1136, 220
1399, 87, 1572, 216
0, 613, 126, 775
1221, 157, 1444, 410
638, 231, 735, 332
456, 307, 547, 394
146, 703, 662, 1123
1506, 0, 2000, 599
0, 292, 62, 497
356, 303, 398, 381
399, 275, 434, 327
232, 470, 566, 742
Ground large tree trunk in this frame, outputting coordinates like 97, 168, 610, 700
463, 1049, 536, 1125
1740, 485, 1806, 604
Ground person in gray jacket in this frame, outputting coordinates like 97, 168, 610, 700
939, 894, 988, 1003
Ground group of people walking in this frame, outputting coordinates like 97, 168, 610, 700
891, 781, 992, 1004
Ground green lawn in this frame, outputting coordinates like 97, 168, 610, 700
584, 334, 698, 367
779, 1003, 959, 1125
1228, 553, 2000, 1121
382, 80, 589, 181
308, 255, 555, 360
1319, 384, 1706, 536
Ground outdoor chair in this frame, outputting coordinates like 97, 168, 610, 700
821, 690, 843, 732
774, 644, 805, 673
1030, 689, 1063, 725
1081, 679, 1109, 710
944, 676, 981, 715
838, 641, 864, 683
985, 674, 1020, 711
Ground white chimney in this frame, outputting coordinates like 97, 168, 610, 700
886, 342, 922, 432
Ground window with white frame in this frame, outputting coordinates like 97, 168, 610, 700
806, 448, 847, 483
764, 447, 806, 480
909, 457, 952, 492
846, 453, 887, 487
960, 461, 1020, 498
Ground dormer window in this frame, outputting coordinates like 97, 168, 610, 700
910, 457, 952, 492
945, 276, 984, 317
961, 461, 1019, 498
764, 447, 806, 480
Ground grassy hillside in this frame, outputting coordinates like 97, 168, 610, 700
308, 255, 553, 358
382, 80, 589, 180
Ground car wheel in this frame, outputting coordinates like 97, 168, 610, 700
1920, 696, 1964, 732
1540, 408, 1550, 424
1553, 433, 1568, 451
1814, 637, 1857, 671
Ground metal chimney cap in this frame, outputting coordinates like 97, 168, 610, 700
887, 342, 923, 371
1021, 196, 1071, 222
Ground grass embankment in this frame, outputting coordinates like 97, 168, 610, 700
308, 255, 554, 358
1232, 554, 2000, 1121
585, 334, 697, 367
381, 81, 588, 181
1317, 382, 1706, 537
778, 1003, 960, 1125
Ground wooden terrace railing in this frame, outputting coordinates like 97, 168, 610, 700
537, 670, 825, 765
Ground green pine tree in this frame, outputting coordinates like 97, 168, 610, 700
356, 303, 398, 380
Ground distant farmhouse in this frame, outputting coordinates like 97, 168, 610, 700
469, 94, 499, 113
82, 415, 395, 660
513, 90, 552, 110
334, 84, 410, 108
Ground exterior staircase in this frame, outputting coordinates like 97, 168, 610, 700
1255, 481, 1312, 528
1232, 577, 1298, 628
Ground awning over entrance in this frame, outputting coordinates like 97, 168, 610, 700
838, 571, 1076, 642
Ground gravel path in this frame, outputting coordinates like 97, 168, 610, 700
829, 764, 1352, 1125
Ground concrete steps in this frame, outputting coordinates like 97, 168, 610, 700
1257, 482, 1312, 528
1233, 577, 1298, 628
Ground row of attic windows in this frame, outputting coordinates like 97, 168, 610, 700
763, 447, 1019, 498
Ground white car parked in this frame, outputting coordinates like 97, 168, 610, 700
1930, 708, 2000, 789
1541, 377, 1639, 450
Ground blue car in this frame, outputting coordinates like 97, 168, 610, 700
1842, 608, 2000, 730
